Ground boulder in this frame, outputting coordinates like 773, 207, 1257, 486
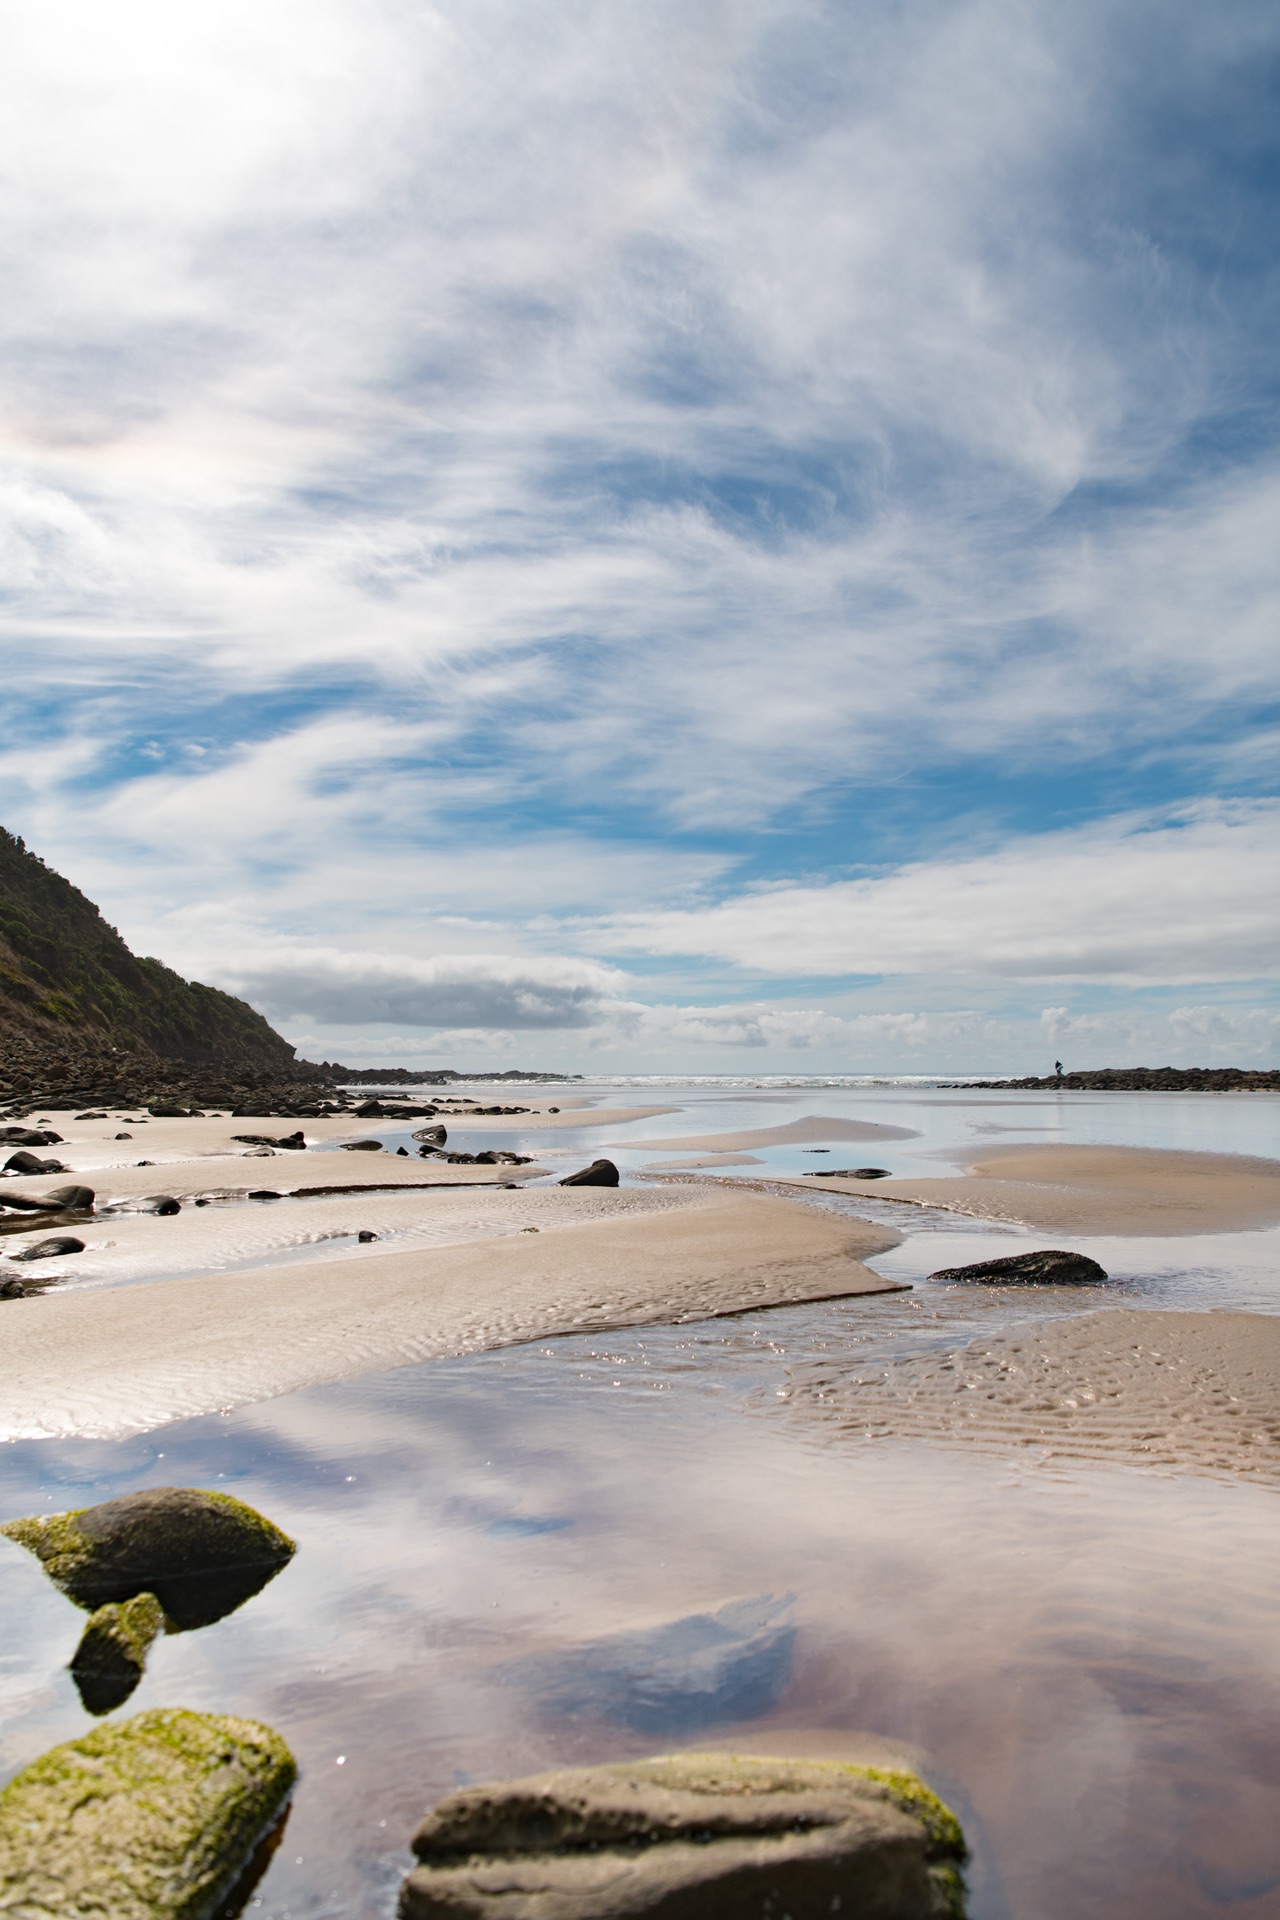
0, 1191, 65, 1213
413, 1125, 448, 1145
928, 1249, 1108, 1285
0, 1707, 295, 1920
4, 1152, 67, 1175
13, 1236, 85, 1261
70, 1591, 165, 1715
342, 1139, 385, 1152
400, 1750, 967, 1920
559, 1158, 620, 1188
1, 1486, 296, 1630
42, 1185, 95, 1211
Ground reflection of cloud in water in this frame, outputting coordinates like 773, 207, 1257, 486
501, 1593, 796, 1735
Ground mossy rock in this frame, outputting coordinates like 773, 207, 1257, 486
70, 1590, 165, 1716
401, 1749, 967, 1918
1, 1487, 295, 1630
0, 1707, 295, 1919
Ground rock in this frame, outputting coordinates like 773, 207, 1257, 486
559, 1158, 620, 1188
140, 1194, 181, 1215
413, 1125, 448, 1144
928, 1249, 1108, 1285
0, 1707, 296, 1919
248, 1189, 282, 1201
114, 1131, 132, 1139
4, 1151, 67, 1175
810, 1167, 893, 1180
0, 1272, 33, 1298
342, 1139, 385, 1152
43, 1184, 95, 1211
0, 1191, 65, 1213
1, 1486, 296, 1630
504, 1594, 796, 1735
0, 1127, 62, 1147
397, 1146, 409, 1156
400, 1750, 968, 1920
13, 1236, 85, 1261
70, 1591, 165, 1715
358, 1229, 378, 1242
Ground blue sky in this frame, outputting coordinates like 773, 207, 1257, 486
1, 0, 1277, 1072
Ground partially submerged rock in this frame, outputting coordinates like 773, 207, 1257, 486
400, 1750, 967, 1919
0, 1707, 295, 1919
70, 1591, 165, 1715
560, 1158, 620, 1187
1, 1486, 296, 1630
928, 1249, 1108, 1285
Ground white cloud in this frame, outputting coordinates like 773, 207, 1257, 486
595, 804, 1280, 985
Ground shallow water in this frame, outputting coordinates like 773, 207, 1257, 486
2, 1080, 1280, 1918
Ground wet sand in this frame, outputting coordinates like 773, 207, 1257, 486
779, 1306, 1280, 1484
0, 1186, 903, 1440
794, 1143, 1280, 1235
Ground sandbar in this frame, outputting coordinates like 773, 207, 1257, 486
623, 1116, 917, 1154
793, 1144, 1280, 1236
778, 1307, 1280, 1484
0, 1187, 904, 1440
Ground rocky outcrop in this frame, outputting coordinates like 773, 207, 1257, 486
928, 1249, 1108, 1285
953, 1067, 1280, 1092
0, 1708, 295, 1919
399, 1750, 967, 1919
560, 1158, 620, 1187
1, 1486, 296, 1630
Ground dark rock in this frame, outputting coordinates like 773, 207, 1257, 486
0, 1708, 296, 1919
342, 1139, 384, 1152
928, 1248, 1109, 1285
358, 1230, 378, 1242
1, 1486, 297, 1630
400, 1749, 968, 1920
0, 1273, 32, 1298
43, 1184, 95, 1210
4, 1152, 67, 1175
114, 1131, 132, 1138
397, 1146, 409, 1156
504, 1593, 796, 1735
559, 1158, 620, 1187
0, 1128, 62, 1147
248, 1190, 282, 1201
148, 1104, 194, 1118
70, 1591, 165, 1715
413, 1125, 447, 1145
811, 1167, 893, 1180
0, 1191, 65, 1213
13, 1237, 85, 1261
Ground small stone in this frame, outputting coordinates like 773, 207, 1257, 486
0, 1707, 296, 1920
559, 1158, 620, 1187
400, 1750, 968, 1920
114, 1132, 132, 1138
358, 1229, 378, 1242
928, 1249, 1108, 1285
70, 1591, 165, 1715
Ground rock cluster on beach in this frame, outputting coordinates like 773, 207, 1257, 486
956, 1066, 1280, 1092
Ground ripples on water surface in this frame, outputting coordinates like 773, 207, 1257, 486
2, 1081, 1279, 1918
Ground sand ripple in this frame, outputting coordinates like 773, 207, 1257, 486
776, 1308, 1280, 1485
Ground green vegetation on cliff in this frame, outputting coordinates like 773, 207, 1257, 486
0, 828, 294, 1067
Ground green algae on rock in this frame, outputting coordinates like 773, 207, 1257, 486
401, 1749, 968, 1919
69, 1590, 165, 1716
1, 1486, 296, 1630
0, 1707, 296, 1920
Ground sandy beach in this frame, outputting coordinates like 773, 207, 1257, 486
0, 1176, 903, 1439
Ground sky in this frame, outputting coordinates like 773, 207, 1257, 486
1, 0, 1277, 1074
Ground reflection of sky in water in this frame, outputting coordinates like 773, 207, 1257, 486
2, 1084, 1279, 1917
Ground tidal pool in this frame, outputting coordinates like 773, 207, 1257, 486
2, 1080, 1278, 1918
